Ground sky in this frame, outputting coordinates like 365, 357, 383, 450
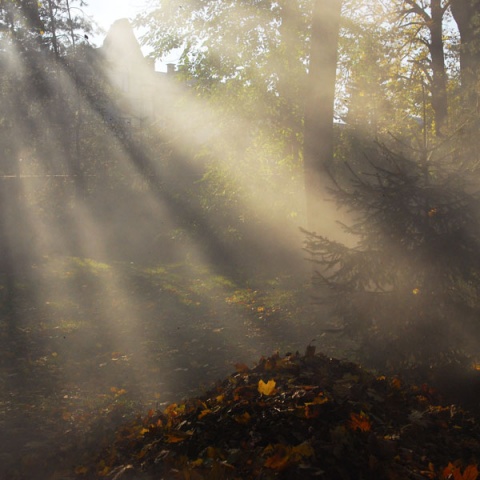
82, 0, 147, 35
81, 0, 178, 70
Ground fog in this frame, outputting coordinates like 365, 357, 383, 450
1, 2, 480, 478
0, 14, 333, 478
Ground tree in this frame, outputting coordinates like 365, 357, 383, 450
304, 139, 480, 372
303, 0, 343, 231
300, 0, 480, 381
450, 0, 480, 107
137, 1, 313, 244
398, 0, 450, 136
0, 0, 94, 307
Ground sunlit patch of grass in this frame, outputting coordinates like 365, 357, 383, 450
133, 262, 240, 309
70, 257, 112, 273
142, 266, 167, 275
53, 318, 86, 333
225, 288, 257, 306
161, 282, 197, 306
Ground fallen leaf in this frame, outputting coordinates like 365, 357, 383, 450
258, 379, 276, 396
292, 441, 314, 459
198, 409, 211, 419
391, 377, 402, 389
348, 412, 371, 432
264, 449, 290, 471
165, 432, 191, 443
234, 411, 251, 424
463, 465, 479, 480
305, 395, 328, 418
75, 466, 88, 475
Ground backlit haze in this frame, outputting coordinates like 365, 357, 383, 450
2, 0, 479, 478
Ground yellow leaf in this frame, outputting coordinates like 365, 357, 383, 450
75, 466, 88, 475
98, 465, 110, 476
206, 446, 218, 458
258, 379, 276, 396
234, 411, 251, 424
292, 442, 314, 459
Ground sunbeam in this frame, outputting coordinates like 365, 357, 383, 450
2, 0, 480, 478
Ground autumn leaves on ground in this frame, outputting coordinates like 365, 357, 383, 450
92, 352, 480, 480
0, 256, 314, 479
1, 256, 480, 480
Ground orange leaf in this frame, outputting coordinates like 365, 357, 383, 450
165, 432, 191, 443
136, 449, 147, 460
463, 465, 479, 480
391, 377, 402, 389
304, 396, 328, 419
264, 452, 290, 471
258, 379, 276, 396
198, 409, 211, 420
442, 463, 463, 480
348, 412, 371, 432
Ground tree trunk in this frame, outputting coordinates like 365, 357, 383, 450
429, 0, 448, 135
303, 0, 342, 232
451, 0, 480, 108
46, 0, 60, 58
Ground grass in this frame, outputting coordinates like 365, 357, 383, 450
0, 254, 324, 479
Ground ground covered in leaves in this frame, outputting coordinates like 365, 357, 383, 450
0, 256, 320, 479
2, 257, 480, 479
78, 351, 480, 480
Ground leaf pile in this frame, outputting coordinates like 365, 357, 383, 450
80, 351, 480, 479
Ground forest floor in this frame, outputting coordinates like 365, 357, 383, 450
1, 256, 480, 480
0, 255, 335, 479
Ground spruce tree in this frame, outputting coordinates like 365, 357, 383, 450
304, 137, 480, 373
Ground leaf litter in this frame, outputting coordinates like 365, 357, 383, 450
77, 350, 480, 479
